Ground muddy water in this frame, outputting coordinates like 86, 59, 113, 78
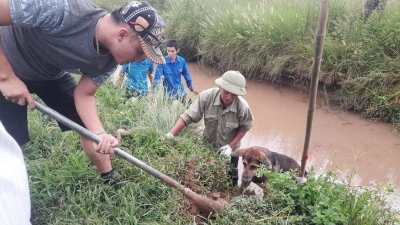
185, 63, 400, 192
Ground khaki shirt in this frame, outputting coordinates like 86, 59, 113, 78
180, 88, 254, 149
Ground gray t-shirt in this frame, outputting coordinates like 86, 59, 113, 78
0, 0, 117, 85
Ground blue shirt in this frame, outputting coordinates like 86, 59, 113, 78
153, 55, 194, 99
121, 59, 154, 96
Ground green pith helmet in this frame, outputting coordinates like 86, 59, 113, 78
215, 70, 246, 96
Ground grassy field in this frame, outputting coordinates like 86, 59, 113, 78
27, 80, 399, 224
24, 0, 400, 224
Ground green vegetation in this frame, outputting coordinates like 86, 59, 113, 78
156, 0, 400, 129
214, 170, 397, 225
24, 0, 400, 224
27, 82, 398, 224
28, 84, 232, 224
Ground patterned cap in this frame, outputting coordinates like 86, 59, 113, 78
120, 1, 166, 64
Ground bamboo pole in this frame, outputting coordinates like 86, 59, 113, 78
299, 0, 329, 179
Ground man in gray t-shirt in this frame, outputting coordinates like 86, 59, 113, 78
0, 0, 166, 188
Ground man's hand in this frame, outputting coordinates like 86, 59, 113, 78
162, 132, 174, 140
219, 144, 232, 157
0, 75, 35, 110
93, 133, 119, 157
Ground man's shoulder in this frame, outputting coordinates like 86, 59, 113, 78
143, 59, 153, 65
176, 55, 187, 63
9, 0, 68, 33
201, 87, 218, 94
177, 55, 185, 60
237, 96, 251, 109
199, 88, 219, 99
68, 0, 105, 16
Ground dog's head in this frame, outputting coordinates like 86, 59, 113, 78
231, 147, 272, 186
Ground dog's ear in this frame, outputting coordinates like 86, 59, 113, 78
230, 148, 246, 157
258, 152, 272, 168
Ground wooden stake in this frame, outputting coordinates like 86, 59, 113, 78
299, 0, 329, 178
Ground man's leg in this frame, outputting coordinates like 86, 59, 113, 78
80, 136, 122, 187
80, 136, 112, 173
0, 88, 30, 148
36, 75, 122, 187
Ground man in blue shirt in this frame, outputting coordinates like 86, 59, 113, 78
119, 58, 154, 98
153, 40, 198, 103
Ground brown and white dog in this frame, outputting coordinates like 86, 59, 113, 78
231, 146, 304, 187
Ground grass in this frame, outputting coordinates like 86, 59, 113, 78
94, 0, 400, 129
155, 0, 400, 129
27, 80, 235, 224
94, 0, 400, 128
24, 0, 400, 223
27, 80, 399, 224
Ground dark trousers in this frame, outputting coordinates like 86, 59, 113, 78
0, 75, 84, 145
125, 89, 146, 100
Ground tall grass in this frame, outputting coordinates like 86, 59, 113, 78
160, 0, 400, 129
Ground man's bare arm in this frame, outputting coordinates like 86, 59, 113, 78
229, 131, 246, 148
74, 76, 105, 132
169, 118, 186, 136
0, 0, 12, 25
0, 0, 35, 109
74, 75, 119, 154
0, 35, 35, 109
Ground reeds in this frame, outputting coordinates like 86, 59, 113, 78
161, 0, 400, 129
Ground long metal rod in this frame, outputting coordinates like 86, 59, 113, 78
34, 100, 226, 214
34, 100, 185, 191
299, 0, 328, 177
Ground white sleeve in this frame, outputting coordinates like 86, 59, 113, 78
0, 122, 31, 225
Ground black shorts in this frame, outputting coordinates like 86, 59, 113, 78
0, 75, 85, 145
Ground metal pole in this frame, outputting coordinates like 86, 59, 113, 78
34, 100, 226, 214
